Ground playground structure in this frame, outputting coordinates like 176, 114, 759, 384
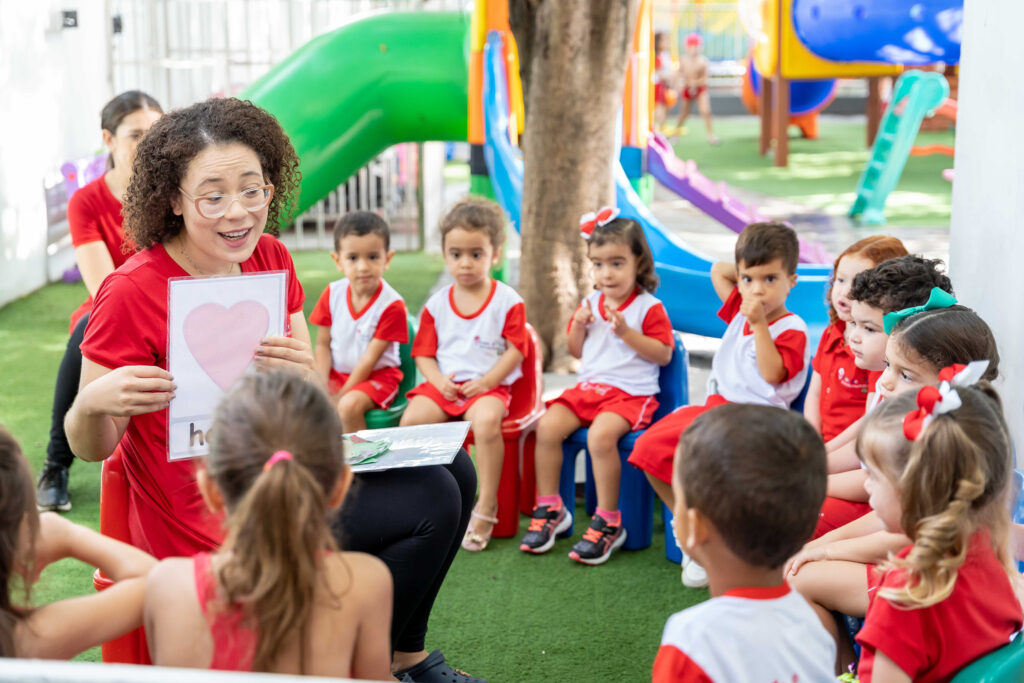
745, 0, 961, 166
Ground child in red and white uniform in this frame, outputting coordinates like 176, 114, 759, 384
653, 404, 835, 682
629, 222, 807, 585
311, 212, 408, 432
804, 236, 907, 442
402, 198, 529, 553
817, 256, 957, 537
653, 32, 676, 131
520, 209, 673, 566
798, 372, 1021, 681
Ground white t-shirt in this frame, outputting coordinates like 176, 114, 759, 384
574, 290, 674, 397
412, 280, 529, 385
708, 287, 809, 408
653, 584, 836, 682
309, 278, 407, 374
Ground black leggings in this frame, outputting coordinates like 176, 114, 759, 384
46, 313, 90, 470
333, 448, 475, 653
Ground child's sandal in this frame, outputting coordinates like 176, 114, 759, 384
461, 507, 499, 552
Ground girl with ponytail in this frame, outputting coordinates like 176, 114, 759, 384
144, 371, 392, 678
790, 368, 1022, 680
853, 377, 1022, 681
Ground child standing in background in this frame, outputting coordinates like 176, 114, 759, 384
653, 32, 676, 132
675, 33, 719, 145
804, 236, 907, 442
402, 198, 528, 553
145, 372, 392, 677
311, 211, 408, 432
653, 404, 834, 682
520, 209, 673, 565
0, 426, 156, 660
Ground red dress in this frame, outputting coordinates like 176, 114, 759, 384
193, 552, 256, 670
813, 321, 872, 441
80, 235, 304, 558
67, 175, 134, 332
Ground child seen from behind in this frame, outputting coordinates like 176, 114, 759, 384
145, 372, 392, 677
653, 404, 834, 682
311, 211, 408, 432
402, 198, 529, 552
0, 426, 156, 659
520, 209, 673, 565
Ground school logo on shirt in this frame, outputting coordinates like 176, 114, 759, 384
837, 367, 868, 394
472, 335, 506, 356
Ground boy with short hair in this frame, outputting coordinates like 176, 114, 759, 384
653, 403, 834, 682
674, 33, 719, 145
310, 211, 408, 432
629, 221, 809, 586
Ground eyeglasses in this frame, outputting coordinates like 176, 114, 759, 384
179, 184, 274, 219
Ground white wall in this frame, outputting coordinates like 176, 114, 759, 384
0, 1, 110, 308
949, 0, 1024, 455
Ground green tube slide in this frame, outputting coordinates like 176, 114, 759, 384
240, 11, 470, 216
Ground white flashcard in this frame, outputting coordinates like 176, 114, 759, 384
167, 271, 286, 461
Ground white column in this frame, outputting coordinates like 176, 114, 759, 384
949, 0, 1024, 457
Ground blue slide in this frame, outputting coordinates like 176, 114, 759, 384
482, 32, 831, 339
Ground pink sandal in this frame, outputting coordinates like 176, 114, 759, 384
461, 506, 499, 552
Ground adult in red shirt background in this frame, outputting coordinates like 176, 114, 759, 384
37, 91, 163, 513
63, 97, 480, 680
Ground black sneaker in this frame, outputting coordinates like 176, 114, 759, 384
36, 464, 71, 512
396, 649, 487, 683
519, 504, 572, 554
568, 514, 626, 565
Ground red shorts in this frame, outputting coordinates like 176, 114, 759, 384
548, 382, 658, 432
682, 85, 706, 101
406, 382, 511, 417
627, 394, 729, 485
328, 366, 403, 409
655, 82, 667, 105
812, 496, 872, 539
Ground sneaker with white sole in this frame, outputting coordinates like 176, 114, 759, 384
519, 504, 572, 554
568, 514, 627, 565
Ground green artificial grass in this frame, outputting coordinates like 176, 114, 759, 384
669, 115, 954, 228
0, 248, 704, 678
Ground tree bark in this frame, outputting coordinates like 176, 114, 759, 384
509, 0, 637, 370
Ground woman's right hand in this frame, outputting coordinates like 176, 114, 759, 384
79, 365, 175, 417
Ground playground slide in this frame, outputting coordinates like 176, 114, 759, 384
482, 32, 831, 339
792, 0, 962, 66
645, 132, 831, 264
240, 11, 470, 217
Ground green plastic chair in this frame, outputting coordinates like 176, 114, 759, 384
952, 634, 1024, 682
364, 315, 418, 429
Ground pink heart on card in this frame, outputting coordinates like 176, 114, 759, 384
183, 301, 269, 391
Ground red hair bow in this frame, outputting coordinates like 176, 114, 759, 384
902, 360, 988, 441
580, 206, 620, 239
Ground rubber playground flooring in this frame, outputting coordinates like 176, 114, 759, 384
667, 115, 954, 230
0, 249, 703, 679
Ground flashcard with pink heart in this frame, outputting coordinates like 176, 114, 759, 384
166, 272, 286, 460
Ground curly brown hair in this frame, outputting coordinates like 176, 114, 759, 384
123, 97, 300, 250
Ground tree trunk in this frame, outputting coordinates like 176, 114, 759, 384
509, 0, 637, 370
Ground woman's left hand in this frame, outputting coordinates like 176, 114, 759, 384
254, 336, 315, 379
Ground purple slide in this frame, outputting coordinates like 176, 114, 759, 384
647, 132, 831, 264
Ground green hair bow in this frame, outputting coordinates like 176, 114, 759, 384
882, 287, 958, 335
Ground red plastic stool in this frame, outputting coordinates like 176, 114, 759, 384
463, 324, 544, 537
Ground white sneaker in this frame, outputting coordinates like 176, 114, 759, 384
682, 559, 709, 589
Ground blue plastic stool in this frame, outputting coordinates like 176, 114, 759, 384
559, 333, 689, 551
662, 503, 683, 564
